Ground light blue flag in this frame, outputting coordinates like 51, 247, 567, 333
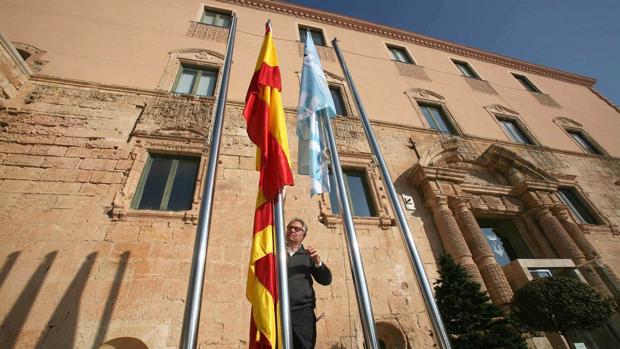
296, 31, 337, 197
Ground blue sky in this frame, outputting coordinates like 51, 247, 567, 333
289, 0, 620, 105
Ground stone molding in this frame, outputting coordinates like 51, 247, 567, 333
394, 62, 430, 80
217, 0, 596, 87
318, 153, 394, 229
110, 136, 208, 223
186, 21, 230, 42
463, 78, 498, 95
484, 104, 520, 117
296, 41, 336, 62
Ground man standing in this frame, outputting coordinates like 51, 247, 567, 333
286, 217, 332, 349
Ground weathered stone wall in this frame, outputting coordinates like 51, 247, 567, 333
1, 77, 619, 348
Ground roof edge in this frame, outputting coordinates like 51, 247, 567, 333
221, 0, 596, 87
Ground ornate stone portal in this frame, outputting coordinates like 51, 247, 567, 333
409, 140, 614, 304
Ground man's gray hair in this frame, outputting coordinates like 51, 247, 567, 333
288, 217, 308, 234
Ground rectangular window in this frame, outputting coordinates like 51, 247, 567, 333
478, 219, 533, 266
328, 169, 376, 217
567, 130, 602, 155
329, 85, 347, 116
513, 73, 541, 92
558, 188, 598, 224
299, 26, 326, 46
173, 66, 217, 97
418, 103, 457, 134
132, 154, 200, 211
452, 60, 479, 79
387, 45, 413, 64
200, 9, 231, 28
497, 117, 534, 145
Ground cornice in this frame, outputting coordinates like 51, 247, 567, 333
220, 0, 596, 87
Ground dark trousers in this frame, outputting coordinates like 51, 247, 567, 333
291, 307, 316, 349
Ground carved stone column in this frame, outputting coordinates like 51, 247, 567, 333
532, 206, 586, 264
428, 196, 484, 286
551, 206, 599, 260
449, 197, 513, 304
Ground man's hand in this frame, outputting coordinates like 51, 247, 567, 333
306, 246, 321, 266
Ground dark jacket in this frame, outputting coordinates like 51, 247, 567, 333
288, 245, 332, 311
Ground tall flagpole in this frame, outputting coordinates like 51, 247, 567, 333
322, 113, 380, 349
180, 14, 237, 349
274, 190, 292, 349
332, 38, 453, 349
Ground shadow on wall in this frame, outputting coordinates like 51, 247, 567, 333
99, 337, 148, 349
0, 250, 131, 349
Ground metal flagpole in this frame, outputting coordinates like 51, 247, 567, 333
332, 38, 453, 349
274, 190, 292, 349
180, 14, 237, 349
322, 113, 380, 349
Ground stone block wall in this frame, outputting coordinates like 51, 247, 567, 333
1, 75, 619, 348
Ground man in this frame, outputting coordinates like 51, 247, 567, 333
286, 217, 332, 349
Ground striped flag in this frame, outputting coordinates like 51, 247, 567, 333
296, 30, 337, 197
244, 22, 293, 349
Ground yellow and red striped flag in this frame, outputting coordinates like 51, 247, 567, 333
244, 22, 293, 349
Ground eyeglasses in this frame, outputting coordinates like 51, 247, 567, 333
287, 225, 304, 233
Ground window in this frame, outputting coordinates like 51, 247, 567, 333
418, 103, 457, 134
452, 60, 479, 79
199, 8, 231, 28
173, 66, 217, 97
132, 154, 200, 211
567, 130, 603, 155
329, 85, 347, 116
512, 73, 541, 92
478, 219, 533, 266
387, 45, 413, 64
496, 117, 534, 145
299, 26, 326, 46
529, 269, 553, 279
558, 188, 598, 224
328, 169, 376, 217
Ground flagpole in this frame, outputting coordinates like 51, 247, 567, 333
274, 190, 292, 349
322, 112, 380, 349
180, 14, 237, 349
332, 38, 453, 349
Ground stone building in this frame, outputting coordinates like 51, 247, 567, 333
1, 0, 619, 348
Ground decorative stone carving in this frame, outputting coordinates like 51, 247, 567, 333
331, 117, 370, 153
464, 78, 498, 95
297, 41, 336, 62
552, 206, 599, 260
450, 196, 513, 304
394, 62, 430, 80
553, 116, 582, 129
428, 195, 484, 285
404, 88, 445, 102
186, 22, 229, 43
531, 206, 585, 263
420, 136, 478, 167
12, 42, 48, 73
135, 94, 214, 138
484, 104, 519, 117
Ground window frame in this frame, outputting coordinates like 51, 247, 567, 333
417, 102, 459, 135
386, 44, 414, 64
199, 7, 232, 28
328, 168, 377, 217
328, 84, 348, 116
172, 64, 219, 97
298, 25, 327, 47
477, 218, 534, 266
565, 128, 605, 156
452, 59, 480, 79
494, 114, 537, 145
131, 153, 201, 212
512, 73, 542, 93
557, 187, 600, 225
319, 154, 393, 229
